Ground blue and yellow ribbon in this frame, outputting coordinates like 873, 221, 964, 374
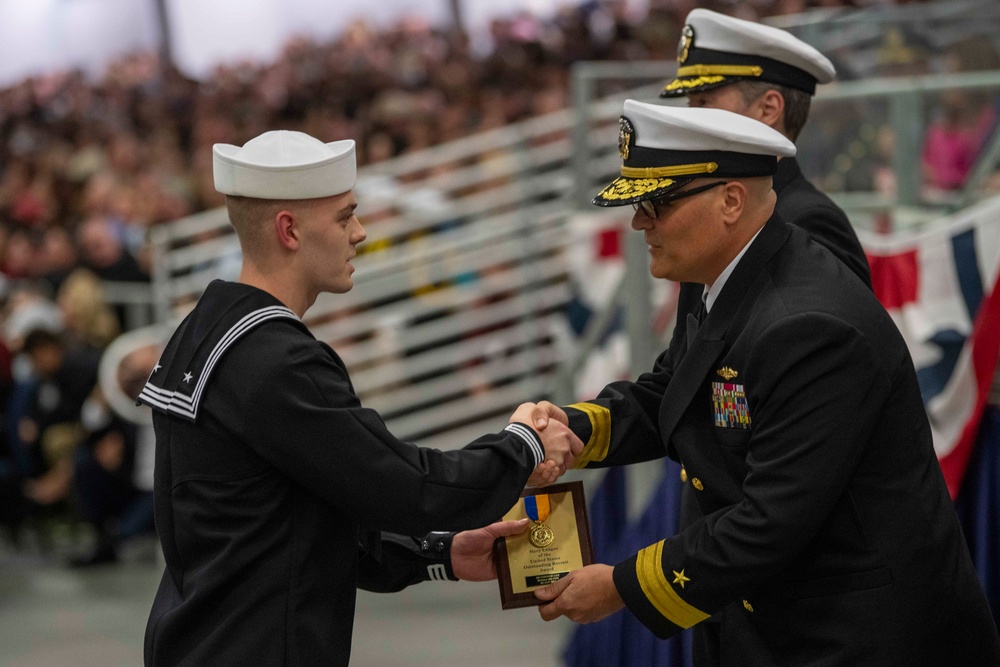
524, 494, 550, 522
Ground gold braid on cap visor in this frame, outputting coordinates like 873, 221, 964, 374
676, 64, 764, 78
619, 162, 719, 179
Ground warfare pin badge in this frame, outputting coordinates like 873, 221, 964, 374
717, 366, 738, 381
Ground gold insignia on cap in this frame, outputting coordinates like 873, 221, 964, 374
662, 75, 726, 93
597, 177, 677, 201
618, 116, 634, 160
743, 599, 754, 613
672, 569, 691, 589
678, 25, 694, 64
717, 367, 738, 381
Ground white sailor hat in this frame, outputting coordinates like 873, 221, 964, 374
662, 9, 835, 98
594, 99, 796, 206
213, 130, 356, 200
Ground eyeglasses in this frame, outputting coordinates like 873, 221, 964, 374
632, 181, 728, 219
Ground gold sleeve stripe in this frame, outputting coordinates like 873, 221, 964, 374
676, 64, 763, 78
566, 402, 611, 468
636, 541, 710, 629
620, 162, 718, 179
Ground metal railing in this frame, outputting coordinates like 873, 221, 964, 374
770, 0, 1000, 60
100, 280, 155, 331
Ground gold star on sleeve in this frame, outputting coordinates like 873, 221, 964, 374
636, 541, 708, 628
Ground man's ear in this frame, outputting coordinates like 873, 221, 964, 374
749, 89, 785, 131
720, 181, 748, 226
274, 210, 299, 251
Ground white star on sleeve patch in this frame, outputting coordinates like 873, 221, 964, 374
183, 372, 194, 383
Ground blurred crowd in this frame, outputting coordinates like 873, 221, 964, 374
0, 0, 994, 565
800, 29, 1000, 202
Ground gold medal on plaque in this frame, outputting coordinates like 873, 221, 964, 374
493, 482, 595, 609
525, 494, 553, 547
529, 522, 554, 548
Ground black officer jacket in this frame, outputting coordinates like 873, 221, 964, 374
566, 215, 1000, 665
138, 281, 542, 666
773, 156, 871, 288
675, 156, 879, 664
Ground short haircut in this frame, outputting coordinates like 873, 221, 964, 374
734, 80, 812, 142
224, 195, 293, 259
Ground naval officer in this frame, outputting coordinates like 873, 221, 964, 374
531, 101, 1000, 666
659, 12, 876, 661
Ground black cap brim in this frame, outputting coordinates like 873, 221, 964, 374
592, 176, 694, 206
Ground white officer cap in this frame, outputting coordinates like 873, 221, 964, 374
662, 9, 835, 97
213, 130, 357, 200
594, 99, 796, 206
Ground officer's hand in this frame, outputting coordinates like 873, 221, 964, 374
535, 564, 624, 624
528, 401, 569, 431
538, 419, 582, 475
510, 402, 583, 482
528, 401, 582, 473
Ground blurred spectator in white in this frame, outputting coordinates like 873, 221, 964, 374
2, 282, 63, 352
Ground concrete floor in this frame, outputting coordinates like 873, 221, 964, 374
0, 532, 572, 667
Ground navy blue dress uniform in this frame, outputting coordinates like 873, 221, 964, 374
660, 14, 873, 662
566, 101, 1000, 665
137, 132, 549, 666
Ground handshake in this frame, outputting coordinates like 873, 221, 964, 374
451, 401, 622, 626
508, 401, 583, 487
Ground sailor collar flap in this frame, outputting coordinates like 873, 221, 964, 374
137, 281, 304, 423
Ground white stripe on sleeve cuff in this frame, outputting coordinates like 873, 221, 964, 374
504, 423, 544, 467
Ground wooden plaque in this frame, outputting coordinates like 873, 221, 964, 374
493, 481, 595, 610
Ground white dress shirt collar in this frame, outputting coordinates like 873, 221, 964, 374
704, 226, 764, 313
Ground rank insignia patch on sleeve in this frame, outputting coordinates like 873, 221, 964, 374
712, 382, 750, 429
